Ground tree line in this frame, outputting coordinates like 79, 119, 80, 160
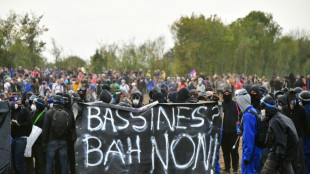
0, 11, 309, 78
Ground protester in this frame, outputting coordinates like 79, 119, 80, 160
99, 89, 112, 103
196, 77, 206, 92
282, 90, 308, 173
72, 79, 82, 93
42, 95, 72, 174
175, 87, 190, 103
88, 81, 96, 102
298, 91, 310, 174
187, 89, 199, 103
221, 87, 240, 173
10, 96, 32, 174
294, 75, 306, 89
306, 75, 310, 90
149, 87, 165, 103
118, 90, 131, 107
235, 89, 263, 174
24, 79, 31, 93
77, 87, 87, 102
31, 97, 47, 174
119, 79, 130, 93
11, 78, 22, 93
53, 80, 64, 94
131, 91, 143, 108
249, 85, 262, 111
260, 95, 298, 174
63, 93, 76, 174
4, 77, 11, 94
269, 76, 276, 94
188, 78, 196, 90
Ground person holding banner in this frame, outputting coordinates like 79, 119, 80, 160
10, 96, 32, 174
42, 95, 72, 174
31, 97, 47, 174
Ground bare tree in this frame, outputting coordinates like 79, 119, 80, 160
50, 37, 63, 67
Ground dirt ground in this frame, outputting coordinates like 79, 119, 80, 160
219, 141, 242, 173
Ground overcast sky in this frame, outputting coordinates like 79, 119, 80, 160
1, 0, 309, 62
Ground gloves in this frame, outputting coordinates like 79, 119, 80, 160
276, 155, 284, 170
237, 122, 242, 136
42, 143, 47, 153
11, 119, 19, 126
244, 160, 250, 165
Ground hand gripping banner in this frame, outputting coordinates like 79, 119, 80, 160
74, 102, 222, 174
0, 101, 11, 173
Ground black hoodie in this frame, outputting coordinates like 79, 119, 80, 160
282, 91, 308, 137
32, 108, 46, 144
11, 106, 32, 138
267, 111, 299, 160
222, 94, 239, 133
175, 88, 190, 103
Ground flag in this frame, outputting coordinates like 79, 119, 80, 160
190, 69, 196, 79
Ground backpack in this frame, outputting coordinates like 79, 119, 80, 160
247, 110, 269, 148
51, 109, 70, 138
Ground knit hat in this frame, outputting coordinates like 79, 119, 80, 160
102, 84, 111, 92
168, 91, 177, 103
176, 87, 190, 103
99, 89, 112, 103
235, 89, 251, 113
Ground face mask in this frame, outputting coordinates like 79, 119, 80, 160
46, 93, 51, 97
49, 103, 54, 109
133, 99, 140, 105
31, 104, 36, 111
277, 105, 282, 111
11, 103, 19, 110
223, 94, 232, 102
289, 99, 296, 105
251, 94, 260, 105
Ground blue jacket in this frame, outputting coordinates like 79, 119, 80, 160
147, 81, 154, 93
215, 127, 223, 174
241, 106, 263, 174
24, 83, 31, 93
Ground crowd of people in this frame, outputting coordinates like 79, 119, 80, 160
0, 66, 310, 174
